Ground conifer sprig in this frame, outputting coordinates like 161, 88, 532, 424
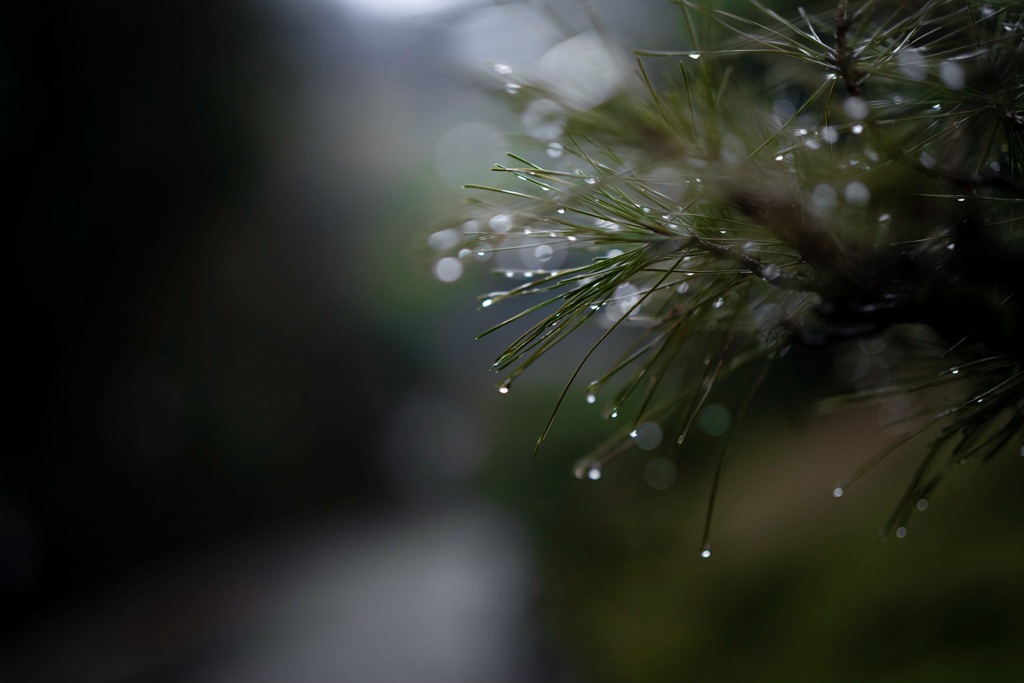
429, 0, 1023, 549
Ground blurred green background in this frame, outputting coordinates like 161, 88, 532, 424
6, 1, 1023, 681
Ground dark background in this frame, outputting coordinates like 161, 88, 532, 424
9, 0, 392, 621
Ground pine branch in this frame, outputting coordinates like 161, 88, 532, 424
428, 0, 1024, 552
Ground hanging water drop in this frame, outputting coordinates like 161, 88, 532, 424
586, 467, 602, 481
433, 257, 464, 283
895, 526, 907, 539
700, 544, 712, 558
534, 244, 554, 263
832, 486, 844, 498
482, 298, 494, 308
498, 379, 512, 394
688, 52, 700, 60
585, 177, 597, 185
916, 499, 929, 511
586, 393, 597, 405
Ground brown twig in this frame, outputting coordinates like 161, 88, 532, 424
835, 0, 862, 97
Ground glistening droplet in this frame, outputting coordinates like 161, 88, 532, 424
832, 487, 844, 498
700, 544, 712, 558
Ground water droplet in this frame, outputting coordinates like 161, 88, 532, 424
822, 126, 839, 144
434, 257, 464, 283
585, 177, 597, 185
482, 298, 494, 308
427, 228, 461, 251
957, 197, 966, 202
700, 544, 712, 558
492, 63, 513, 75
951, 368, 960, 374
586, 393, 597, 405
498, 379, 512, 394
932, 103, 942, 110
940, 60, 965, 90
505, 82, 521, 95
688, 52, 700, 60
566, 235, 577, 242
946, 242, 955, 251
535, 244, 554, 262
676, 282, 689, 294
632, 422, 664, 450
556, 207, 566, 215
713, 297, 725, 309
832, 486, 844, 498
844, 180, 871, 206
897, 47, 928, 81
895, 526, 907, 539
546, 142, 564, 158
586, 467, 602, 481
774, 154, 785, 161
605, 248, 623, 259
610, 410, 619, 419
698, 404, 731, 436
489, 214, 513, 233
644, 457, 677, 490
811, 183, 838, 210
916, 499, 929, 511
851, 124, 864, 135
843, 96, 869, 121
878, 213, 892, 225
762, 264, 780, 281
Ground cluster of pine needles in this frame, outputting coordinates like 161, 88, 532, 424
430, 0, 1023, 552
